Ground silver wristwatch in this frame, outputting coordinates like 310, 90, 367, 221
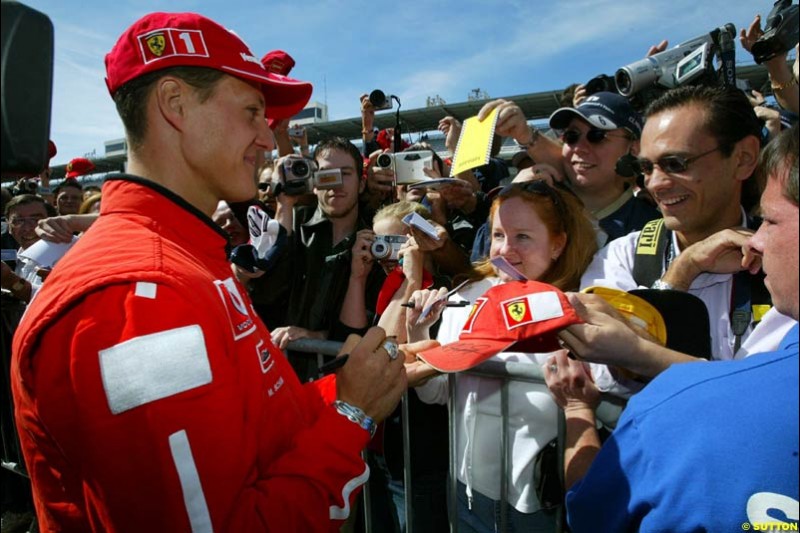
651, 279, 674, 291
333, 400, 377, 438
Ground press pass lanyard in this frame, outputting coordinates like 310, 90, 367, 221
664, 241, 751, 355
730, 271, 753, 355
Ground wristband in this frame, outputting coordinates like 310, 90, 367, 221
517, 126, 539, 149
38, 186, 52, 195
333, 400, 377, 438
771, 76, 798, 91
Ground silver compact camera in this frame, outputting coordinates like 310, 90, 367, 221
314, 168, 344, 190
375, 151, 434, 185
371, 235, 408, 261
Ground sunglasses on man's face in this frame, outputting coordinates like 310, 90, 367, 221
561, 128, 632, 147
632, 146, 721, 176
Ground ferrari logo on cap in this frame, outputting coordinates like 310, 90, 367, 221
146, 33, 166, 57
501, 297, 534, 329
506, 301, 527, 323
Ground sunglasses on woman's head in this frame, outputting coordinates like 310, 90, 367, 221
561, 128, 632, 146
498, 179, 567, 219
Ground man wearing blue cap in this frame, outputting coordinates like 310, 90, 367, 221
479, 92, 659, 246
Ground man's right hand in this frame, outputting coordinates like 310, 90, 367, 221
336, 328, 407, 423
662, 227, 755, 291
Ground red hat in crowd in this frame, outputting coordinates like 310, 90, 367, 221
48, 140, 57, 161
65, 157, 96, 178
261, 50, 295, 76
260, 50, 302, 129
418, 280, 582, 372
104, 12, 312, 122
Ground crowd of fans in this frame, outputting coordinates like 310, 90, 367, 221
1, 5, 798, 533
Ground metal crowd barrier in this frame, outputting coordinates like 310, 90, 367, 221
286, 339, 628, 533
1, 293, 28, 477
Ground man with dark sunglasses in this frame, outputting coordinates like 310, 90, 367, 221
582, 86, 796, 364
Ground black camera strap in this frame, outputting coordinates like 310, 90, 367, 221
715, 26, 737, 87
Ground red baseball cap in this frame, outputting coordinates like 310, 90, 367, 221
104, 12, 312, 121
261, 50, 295, 76
418, 280, 582, 372
65, 157, 96, 178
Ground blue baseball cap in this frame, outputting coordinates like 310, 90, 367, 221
549, 92, 643, 138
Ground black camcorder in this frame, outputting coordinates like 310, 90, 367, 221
584, 74, 616, 96
18, 178, 39, 194
751, 0, 799, 64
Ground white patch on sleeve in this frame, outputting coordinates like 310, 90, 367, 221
135, 282, 157, 299
528, 291, 565, 322
99, 325, 212, 415
169, 430, 213, 533
329, 463, 370, 520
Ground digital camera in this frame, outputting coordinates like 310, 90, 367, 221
369, 89, 393, 111
751, 0, 799, 64
313, 168, 344, 190
375, 151, 434, 185
288, 126, 304, 138
279, 157, 315, 196
370, 235, 407, 261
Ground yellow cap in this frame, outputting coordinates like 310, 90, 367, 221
581, 286, 667, 345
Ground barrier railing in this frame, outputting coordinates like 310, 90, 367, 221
1, 294, 28, 477
286, 338, 628, 533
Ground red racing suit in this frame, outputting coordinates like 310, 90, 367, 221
11, 177, 367, 532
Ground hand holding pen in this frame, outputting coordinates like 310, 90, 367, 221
403, 280, 471, 340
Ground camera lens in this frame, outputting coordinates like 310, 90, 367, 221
376, 154, 393, 168
290, 160, 310, 178
369, 90, 387, 108
614, 70, 633, 96
371, 241, 389, 259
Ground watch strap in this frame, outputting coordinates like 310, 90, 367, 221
333, 400, 376, 438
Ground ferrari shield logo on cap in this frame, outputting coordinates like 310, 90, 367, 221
146, 33, 166, 56
503, 299, 533, 327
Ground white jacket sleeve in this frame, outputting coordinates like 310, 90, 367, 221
580, 231, 644, 291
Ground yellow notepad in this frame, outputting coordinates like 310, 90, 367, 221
450, 108, 499, 176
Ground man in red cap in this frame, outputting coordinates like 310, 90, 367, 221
11, 12, 406, 532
